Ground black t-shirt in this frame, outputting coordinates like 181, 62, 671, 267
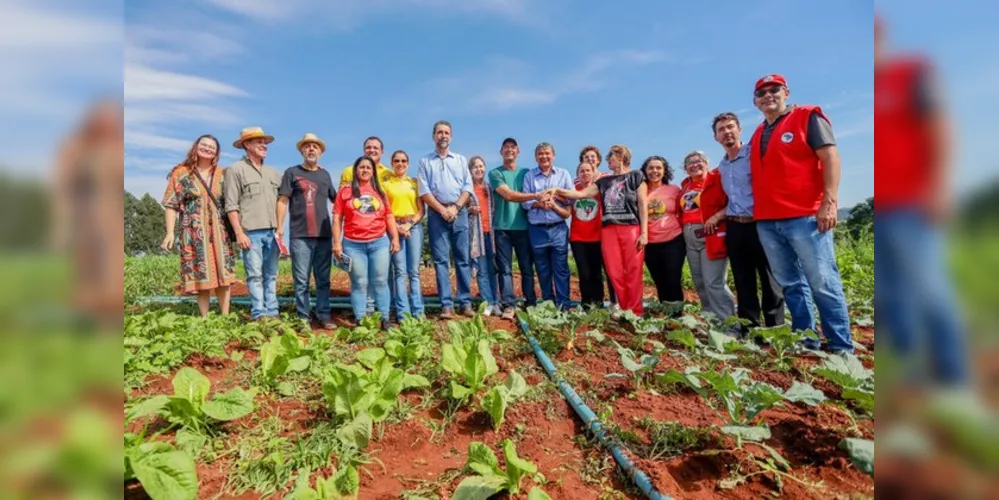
595, 170, 645, 226
278, 165, 336, 238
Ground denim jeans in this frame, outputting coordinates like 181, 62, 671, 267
473, 232, 499, 307
342, 235, 391, 322
290, 237, 332, 322
529, 223, 571, 309
875, 209, 968, 385
392, 222, 425, 318
757, 216, 854, 353
494, 229, 536, 309
242, 228, 280, 319
428, 209, 472, 309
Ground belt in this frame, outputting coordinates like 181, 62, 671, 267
395, 215, 418, 223
531, 221, 563, 229
727, 215, 754, 223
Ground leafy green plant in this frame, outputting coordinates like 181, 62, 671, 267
127, 367, 256, 435
383, 315, 436, 369
259, 333, 314, 395
751, 325, 820, 371
452, 440, 545, 498
124, 411, 198, 500
441, 333, 498, 402
284, 466, 360, 500
334, 313, 382, 343
607, 342, 658, 390
812, 354, 874, 416
480, 370, 528, 430
517, 302, 568, 354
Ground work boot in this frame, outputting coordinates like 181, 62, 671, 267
440, 307, 455, 320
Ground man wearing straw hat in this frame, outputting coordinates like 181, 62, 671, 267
224, 126, 283, 320
277, 133, 337, 329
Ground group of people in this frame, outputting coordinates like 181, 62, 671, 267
161, 73, 856, 354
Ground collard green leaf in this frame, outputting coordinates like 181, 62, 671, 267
126, 395, 170, 423
527, 487, 553, 500
401, 373, 431, 390
332, 464, 360, 496
720, 425, 771, 442
336, 413, 372, 450
840, 438, 873, 476
129, 448, 198, 500
202, 388, 255, 421
504, 370, 528, 399
452, 475, 507, 500
356, 348, 387, 370
172, 367, 211, 406
502, 439, 537, 494
466, 441, 502, 477
287, 356, 311, 373
482, 386, 509, 430
782, 381, 827, 406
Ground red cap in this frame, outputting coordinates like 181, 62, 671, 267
754, 74, 787, 91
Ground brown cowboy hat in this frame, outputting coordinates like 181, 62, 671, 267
233, 126, 275, 149
296, 132, 326, 153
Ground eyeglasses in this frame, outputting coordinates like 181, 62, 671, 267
754, 86, 783, 98
392, 159, 408, 163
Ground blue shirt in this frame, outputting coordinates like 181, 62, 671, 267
417, 150, 473, 204
520, 166, 574, 226
717, 143, 754, 218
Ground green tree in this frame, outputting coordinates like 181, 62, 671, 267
846, 197, 874, 237
124, 191, 167, 256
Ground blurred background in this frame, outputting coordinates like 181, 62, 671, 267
0, 0, 997, 498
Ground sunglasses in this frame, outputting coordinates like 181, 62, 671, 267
392, 158, 408, 163
754, 86, 783, 98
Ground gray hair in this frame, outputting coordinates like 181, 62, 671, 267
432, 120, 452, 134
683, 150, 709, 166
534, 142, 555, 155
468, 155, 486, 172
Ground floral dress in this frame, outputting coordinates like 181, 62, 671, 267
162, 166, 237, 293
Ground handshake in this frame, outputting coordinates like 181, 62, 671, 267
534, 188, 564, 209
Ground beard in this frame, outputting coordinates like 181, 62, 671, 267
436, 139, 450, 150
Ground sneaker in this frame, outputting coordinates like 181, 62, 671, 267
460, 304, 475, 317
501, 307, 516, 320
483, 306, 494, 317
440, 307, 455, 320
320, 318, 336, 330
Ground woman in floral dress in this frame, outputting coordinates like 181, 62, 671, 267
161, 134, 237, 316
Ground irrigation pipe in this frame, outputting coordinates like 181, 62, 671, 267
516, 316, 671, 500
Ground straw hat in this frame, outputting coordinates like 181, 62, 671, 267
296, 132, 327, 153
232, 126, 275, 149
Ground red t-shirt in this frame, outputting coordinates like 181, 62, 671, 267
333, 183, 391, 242
570, 185, 602, 242
679, 178, 704, 225
647, 184, 682, 243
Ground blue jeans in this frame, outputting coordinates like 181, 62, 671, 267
342, 235, 391, 322
757, 216, 854, 353
428, 209, 473, 309
529, 223, 571, 310
290, 237, 332, 322
392, 222, 425, 318
495, 229, 536, 309
242, 228, 279, 319
875, 210, 968, 385
473, 232, 499, 306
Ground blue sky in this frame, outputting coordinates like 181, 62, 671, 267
118, 0, 877, 206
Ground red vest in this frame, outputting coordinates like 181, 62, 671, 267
875, 56, 932, 209
680, 169, 728, 259
749, 105, 827, 220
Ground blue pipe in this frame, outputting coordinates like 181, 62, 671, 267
516, 316, 671, 500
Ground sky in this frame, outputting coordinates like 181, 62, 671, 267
28, 0, 999, 212
115, 0, 877, 206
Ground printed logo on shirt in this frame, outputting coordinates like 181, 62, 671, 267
573, 199, 598, 222
780, 132, 795, 143
682, 189, 701, 212
605, 179, 626, 212
648, 198, 666, 220
351, 194, 382, 216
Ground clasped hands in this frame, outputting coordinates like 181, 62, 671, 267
437, 204, 459, 222
535, 188, 563, 210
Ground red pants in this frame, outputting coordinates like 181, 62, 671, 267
601, 224, 645, 315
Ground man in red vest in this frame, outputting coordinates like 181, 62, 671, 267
748, 73, 854, 354
875, 15, 967, 385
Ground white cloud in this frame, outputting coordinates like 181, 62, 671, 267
125, 64, 248, 101
0, 3, 120, 48
125, 131, 194, 153
201, 0, 542, 29
126, 103, 243, 127
459, 49, 668, 113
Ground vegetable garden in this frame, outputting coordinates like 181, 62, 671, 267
124, 237, 875, 500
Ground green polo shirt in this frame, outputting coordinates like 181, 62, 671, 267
488, 166, 528, 231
